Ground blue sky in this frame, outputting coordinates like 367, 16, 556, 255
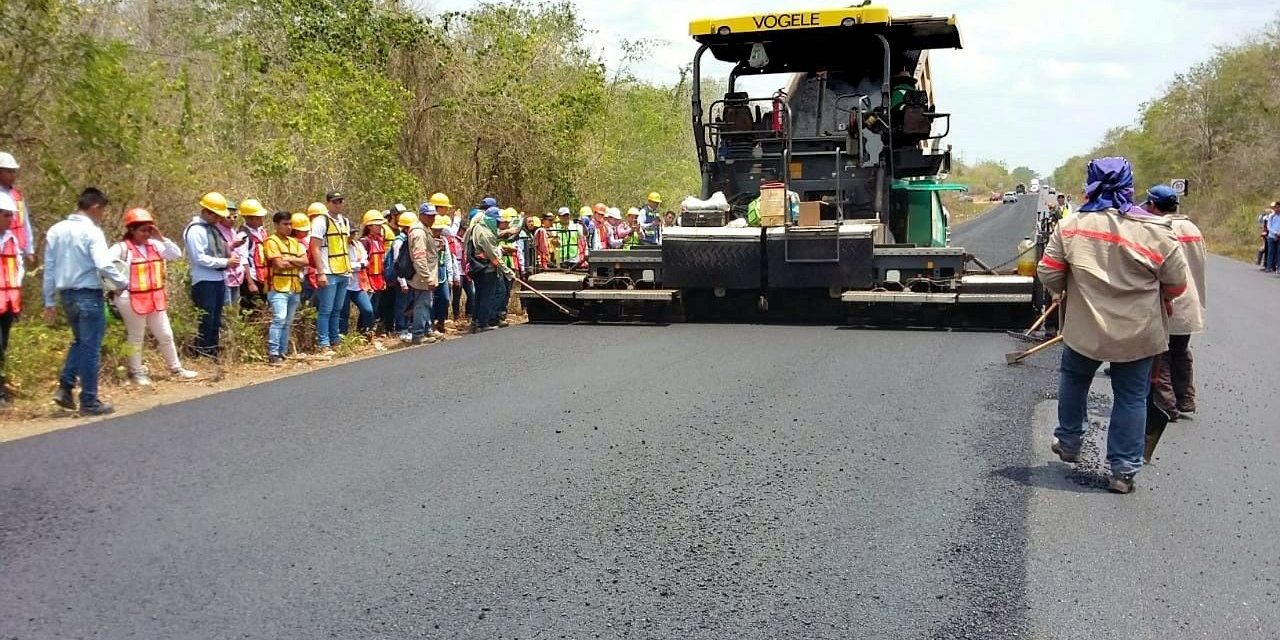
417, 0, 1276, 176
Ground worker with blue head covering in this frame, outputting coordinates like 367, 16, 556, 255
1036, 157, 1189, 495
464, 205, 511, 332
1078, 156, 1136, 214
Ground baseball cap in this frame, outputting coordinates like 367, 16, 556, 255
557, 206, 571, 216
325, 191, 344, 202
482, 197, 498, 208
419, 203, 437, 216
0, 152, 18, 170
1145, 185, 1179, 208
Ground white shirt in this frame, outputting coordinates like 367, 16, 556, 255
41, 213, 128, 306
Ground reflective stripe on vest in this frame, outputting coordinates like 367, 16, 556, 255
10, 189, 30, 253
250, 231, 268, 282
125, 240, 168, 315
553, 225, 579, 263
0, 235, 21, 313
313, 214, 350, 274
266, 235, 304, 293
362, 236, 386, 291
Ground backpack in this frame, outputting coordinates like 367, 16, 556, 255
383, 237, 398, 278
393, 233, 416, 279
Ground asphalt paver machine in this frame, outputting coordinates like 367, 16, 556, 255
523, 5, 1033, 327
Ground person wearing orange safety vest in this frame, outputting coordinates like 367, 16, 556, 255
0, 152, 36, 264
108, 208, 198, 387
0, 191, 24, 406
234, 198, 270, 313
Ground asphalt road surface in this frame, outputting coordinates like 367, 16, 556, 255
3, 199, 1277, 639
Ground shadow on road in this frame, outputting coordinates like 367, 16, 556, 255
994, 464, 1102, 494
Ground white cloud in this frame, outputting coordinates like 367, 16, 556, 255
416, 0, 1280, 174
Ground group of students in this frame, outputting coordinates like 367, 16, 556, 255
0, 147, 677, 414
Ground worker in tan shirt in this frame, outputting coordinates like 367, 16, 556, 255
1037, 158, 1187, 494
1143, 185, 1206, 420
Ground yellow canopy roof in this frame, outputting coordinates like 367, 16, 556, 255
689, 6, 892, 37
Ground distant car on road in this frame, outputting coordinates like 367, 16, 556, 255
1015, 184, 1026, 195
1002, 192, 1018, 204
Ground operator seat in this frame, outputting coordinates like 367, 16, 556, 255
720, 92, 757, 150
893, 89, 933, 147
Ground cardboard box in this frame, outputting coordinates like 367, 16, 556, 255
760, 213, 787, 228
798, 201, 822, 227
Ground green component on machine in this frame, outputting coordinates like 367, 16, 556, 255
892, 179, 968, 248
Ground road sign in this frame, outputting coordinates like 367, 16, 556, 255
1170, 178, 1189, 197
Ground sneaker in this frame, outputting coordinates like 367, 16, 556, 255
131, 374, 153, 387
80, 402, 116, 417
53, 387, 77, 411
1176, 401, 1196, 414
320, 348, 337, 358
1050, 438, 1079, 463
268, 356, 284, 367
477, 325, 496, 333
1107, 473, 1136, 494
398, 332, 413, 342
497, 319, 510, 328
172, 368, 199, 381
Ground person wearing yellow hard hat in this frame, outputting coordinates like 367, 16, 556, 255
428, 193, 455, 231
638, 191, 663, 245
358, 209, 389, 311
262, 212, 312, 365
428, 213, 457, 334
383, 210, 418, 341
307, 191, 353, 357
184, 191, 242, 360
108, 207, 198, 386
234, 198, 270, 312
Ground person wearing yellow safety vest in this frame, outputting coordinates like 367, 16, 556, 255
264, 212, 311, 366
184, 191, 242, 360
308, 192, 352, 356
0, 152, 36, 265
620, 208, 643, 248
550, 207, 586, 269
108, 208, 198, 386
637, 191, 663, 245
0, 191, 24, 407
233, 198, 269, 312
1054, 193, 1072, 219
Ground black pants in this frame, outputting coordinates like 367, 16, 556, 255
1152, 334, 1196, 413
0, 311, 13, 397
239, 280, 266, 313
472, 270, 499, 328
190, 280, 226, 358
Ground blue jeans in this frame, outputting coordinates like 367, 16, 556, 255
58, 289, 107, 407
495, 276, 511, 321
339, 289, 375, 335
410, 287, 436, 338
1266, 237, 1280, 271
314, 274, 347, 348
1055, 345, 1152, 476
190, 280, 226, 358
266, 291, 300, 357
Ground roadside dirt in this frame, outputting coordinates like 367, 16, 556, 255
0, 318, 523, 443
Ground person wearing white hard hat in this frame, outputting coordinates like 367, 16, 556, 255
0, 191, 24, 407
0, 152, 36, 265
